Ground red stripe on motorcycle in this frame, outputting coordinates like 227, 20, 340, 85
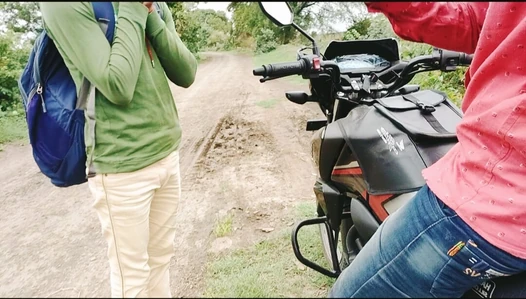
368, 193, 393, 221
332, 168, 363, 175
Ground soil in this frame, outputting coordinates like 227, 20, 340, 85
0, 52, 324, 298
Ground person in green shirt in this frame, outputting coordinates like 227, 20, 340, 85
40, 2, 197, 297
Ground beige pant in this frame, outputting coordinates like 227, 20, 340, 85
88, 151, 181, 298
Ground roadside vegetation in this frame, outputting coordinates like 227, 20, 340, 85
204, 202, 335, 298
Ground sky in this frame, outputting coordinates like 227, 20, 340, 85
197, 2, 233, 19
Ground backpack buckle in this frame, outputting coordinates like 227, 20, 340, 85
417, 101, 436, 113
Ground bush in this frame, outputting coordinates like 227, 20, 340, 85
398, 40, 467, 105
255, 28, 278, 54
0, 32, 31, 115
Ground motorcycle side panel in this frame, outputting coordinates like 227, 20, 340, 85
336, 105, 428, 195
317, 122, 346, 182
350, 198, 380, 244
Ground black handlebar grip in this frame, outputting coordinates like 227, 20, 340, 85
253, 66, 266, 76
459, 53, 473, 65
252, 60, 307, 77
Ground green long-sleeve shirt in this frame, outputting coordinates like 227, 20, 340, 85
39, 2, 197, 174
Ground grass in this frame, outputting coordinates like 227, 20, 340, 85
252, 44, 307, 86
204, 201, 335, 298
255, 98, 280, 109
0, 115, 28, 149
197, 52, 212, 64
214, 213, 234, 238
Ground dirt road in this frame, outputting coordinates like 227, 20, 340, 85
0, 52, 323, 297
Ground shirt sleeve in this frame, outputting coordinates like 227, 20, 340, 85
144, 2, 198, 88
39, 2, 149, 106
366, 2, 489, 54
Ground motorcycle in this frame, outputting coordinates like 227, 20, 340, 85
253, 2, 526, 298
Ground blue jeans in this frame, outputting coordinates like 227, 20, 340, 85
328, 185, 526, 298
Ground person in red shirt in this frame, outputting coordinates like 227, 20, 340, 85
329, 2, 526, 298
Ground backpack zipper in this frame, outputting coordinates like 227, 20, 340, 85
146, 38, 155, 68
36, 83, 46, 113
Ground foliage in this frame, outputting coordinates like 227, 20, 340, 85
166, 2, 209, 56
313, 2, 368, 33
188, 8, 233, 51
228, 2, 317, 48
0, 32, 31, 114
165, 2, 234, 53
255, 28, 278, 54
0, 2, 42, 41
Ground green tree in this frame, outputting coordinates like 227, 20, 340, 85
166, 2, 208, 55
0, 2, 42, 41
191, 9, 233, 51
0, 31, 31, 113
313, 2, 368, 33
228, 2, 318, 47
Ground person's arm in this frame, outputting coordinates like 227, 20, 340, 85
40, 2, 149, 106
365, 2, 489, 54
144, 2, 197, 88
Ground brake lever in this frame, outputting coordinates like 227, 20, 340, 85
260, 76, 280, 83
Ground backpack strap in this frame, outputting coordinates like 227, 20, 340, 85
79, 2, 116, 176
91, 2, 116, 43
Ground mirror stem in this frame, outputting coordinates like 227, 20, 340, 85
291, 22, 320, 57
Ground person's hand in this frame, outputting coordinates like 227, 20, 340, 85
143, 2, 154, 13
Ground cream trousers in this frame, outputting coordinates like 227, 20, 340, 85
88, 151, 181, 298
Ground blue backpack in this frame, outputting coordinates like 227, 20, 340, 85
18, 2, 116, 187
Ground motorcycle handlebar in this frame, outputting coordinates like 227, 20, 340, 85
253, 59, 309, 78
459, 53, 473, 65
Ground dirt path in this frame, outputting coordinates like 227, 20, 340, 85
0, 52, 324, 298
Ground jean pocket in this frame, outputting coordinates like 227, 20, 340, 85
431, 240, 515, 298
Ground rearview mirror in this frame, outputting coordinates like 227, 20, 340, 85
259, 2, 293, 26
